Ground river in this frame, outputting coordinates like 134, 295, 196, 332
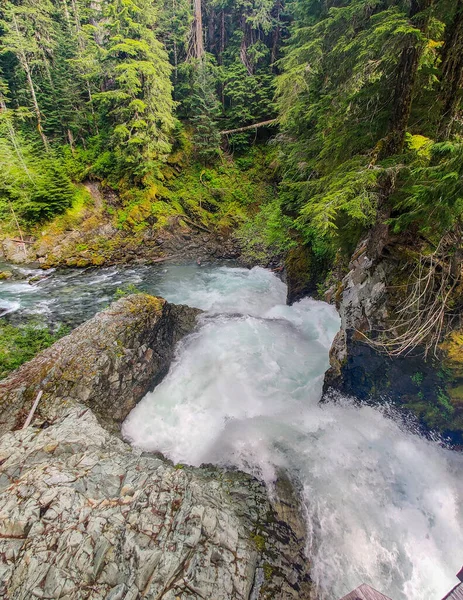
1, 261, 462, 600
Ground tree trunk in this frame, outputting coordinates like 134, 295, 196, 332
220, 119, 277, 135
437, 0, 463, 139
381, 44, 421, 157
62, 0, 72, 28
192, 0, 204, 59
11, 14, 50, 152
239, 17, 253, 74
374, 0, 432, 255
0, 97, 34, 181
271, 0, 282, 68
380, 0, 432, 158
220, 10, 225, 63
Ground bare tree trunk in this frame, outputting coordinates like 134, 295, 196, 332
220, 119, 277, 135
12, 13, 50, 152
62, 0, 72, 28
220, 10, 225, 62
25, 66, 50, 152
239, 17, 253, 74
192, 0, 204, 59
271, 0, 281, 69
172, 0, 178, 82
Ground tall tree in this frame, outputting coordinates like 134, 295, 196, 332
0, 0, 57, 150
93, 0, 175, 173
437, 0, 463, 139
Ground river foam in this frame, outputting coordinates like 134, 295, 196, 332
122, 265, 463, 600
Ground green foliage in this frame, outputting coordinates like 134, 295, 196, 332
391, 140, 463, 237
188, 58, 222, 163
0, 322, 69, 380
236, 197, 295, 264
91, 0, 175, 177
0, 115, 77, 224
115, 283, 142, 298
411, 372, 424, 385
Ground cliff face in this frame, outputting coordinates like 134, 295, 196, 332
0, 294, 312, 599
321, 235, 463, 445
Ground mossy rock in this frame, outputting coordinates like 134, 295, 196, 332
0, 271, 13, 280
285, 244, 330, 304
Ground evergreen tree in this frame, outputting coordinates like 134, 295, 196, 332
189, 58, 221, 162
93, 0, 175, 175
0, 0, 57, 150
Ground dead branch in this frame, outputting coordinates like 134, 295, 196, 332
365, 231, 462, 357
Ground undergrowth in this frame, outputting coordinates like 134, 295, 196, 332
0, 322, 69, 380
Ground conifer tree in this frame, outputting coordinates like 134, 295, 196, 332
93, 0, 175, 174
0, 0, 57, 150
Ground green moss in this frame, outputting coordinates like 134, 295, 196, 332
263, 563, 274, 580
411, 372, 424, 385
115, 284, 142, 299
251, 533, 266, 552
441, 330, 463, 379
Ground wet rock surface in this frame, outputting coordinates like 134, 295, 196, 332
0, 293, 312, 599
322, 236, 463, 444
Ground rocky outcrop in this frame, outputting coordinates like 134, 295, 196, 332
323, 236, 463, 444
0, 294, 313, 598
0, 294, 201, 435
0, 404, 311, 600
1, 183, 240, 269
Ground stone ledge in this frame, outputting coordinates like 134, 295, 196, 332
0, 293, 201, 435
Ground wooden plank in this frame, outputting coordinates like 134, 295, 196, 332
442, 582, 463, 600
339, 583, 393, 600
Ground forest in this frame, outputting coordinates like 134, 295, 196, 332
0, 0, 463, 353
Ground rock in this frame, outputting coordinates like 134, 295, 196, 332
0, 405, 311, 600
0, 270, 13, 280
322, 235, 463, 444
285, 245, 315, 305
0, 239, 35, 264
285, 244, 330, 305
0, 294, 201, 436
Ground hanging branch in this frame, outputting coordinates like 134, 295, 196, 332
362, 231, 462, 357
8, 200, 28, 261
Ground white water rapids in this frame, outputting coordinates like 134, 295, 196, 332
121, 264, 463, 600
8, 261, 459, 600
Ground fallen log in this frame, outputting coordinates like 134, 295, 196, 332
220, 118, 277, 135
